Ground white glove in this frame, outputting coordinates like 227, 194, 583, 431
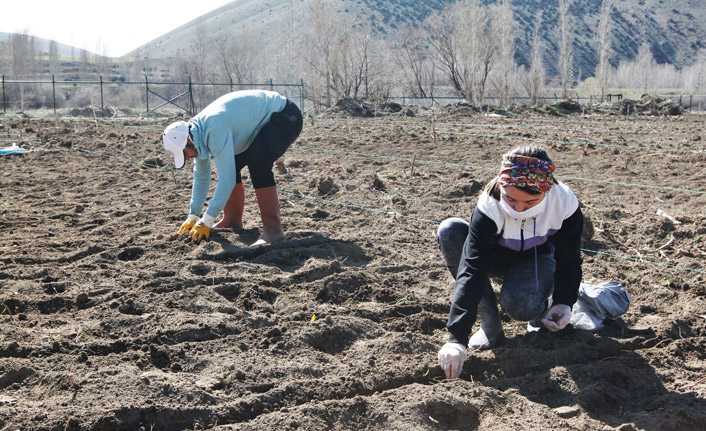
438, 342, 467, 380
541, 304, 572, 332
199, 213, 216, 228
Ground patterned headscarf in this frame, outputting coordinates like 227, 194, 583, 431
498, 153, 555, 193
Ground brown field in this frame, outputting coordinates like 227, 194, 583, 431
1, 107, 705, 430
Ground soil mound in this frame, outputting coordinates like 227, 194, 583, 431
615, 94, 685, 116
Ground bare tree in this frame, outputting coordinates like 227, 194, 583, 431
523, 12, 546, 106
426, 0, 497, 105
303, 0, 343, 107
426, 9, 464, 97
8, 30, 38, 76
367, 41, 396, 99
465, 0, 496, 105
612, 43, 681, 92
175, 20, 214, 83
493, 0, 515, 107
0, 44, 6, 74
394, 26, 435, 98
214, 32, 256, 86
331, 30, 355, 98
301, 3, 391, 105
79, 45, 90, 78
557, 0, 574, 99
48, 40, 60, 76
93, 38, 111, 77
354, 27, 375, 98
263, 0, 303, 84
8, 30, 38, 109
329, 24, 385, 99
595, 0, 614, 101
634, 43, 656, 91
174, 20, 216, 107
283, 0, 298, 77
684, 49, 706, 90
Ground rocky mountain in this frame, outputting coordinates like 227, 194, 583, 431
128, 0, 706, 78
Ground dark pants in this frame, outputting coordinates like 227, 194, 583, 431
437, 217, 555, 321
235, 99, 303, 189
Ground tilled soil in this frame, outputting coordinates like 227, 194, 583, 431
1, 108, 705, 431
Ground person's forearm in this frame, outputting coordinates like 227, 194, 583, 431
188, 156, 211, 216
446, 211, 496, 346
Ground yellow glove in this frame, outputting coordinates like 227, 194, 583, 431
178, 220, 195, 234
178, 215, 200, 235
188, 221, 211, 244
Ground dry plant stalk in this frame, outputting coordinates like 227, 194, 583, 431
431, 112, 438, 146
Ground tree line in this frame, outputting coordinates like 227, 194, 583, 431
2, 0, 706, 112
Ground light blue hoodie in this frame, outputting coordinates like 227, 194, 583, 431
187, 90, 287, 218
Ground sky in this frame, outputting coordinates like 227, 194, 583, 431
0, 0, 235, 57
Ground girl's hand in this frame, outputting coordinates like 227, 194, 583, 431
541, 304, 572, 332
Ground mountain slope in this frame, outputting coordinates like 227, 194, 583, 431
127, 0, 706, 78
0, 32, 97, 58
128, 0, 296, 58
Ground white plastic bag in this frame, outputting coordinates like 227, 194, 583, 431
570, 281, 631, 331
0, 143, 25, 155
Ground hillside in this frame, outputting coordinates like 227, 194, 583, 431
128, 0, 706, 79
0, 31, 97, 58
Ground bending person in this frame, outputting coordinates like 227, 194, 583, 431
437, 145, 584, 380
162, 89, 303, 247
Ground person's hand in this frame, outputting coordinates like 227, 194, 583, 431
178, 214, 199, 234
188, 222, 211, 244
541, 304, 572, 332
438, 342, 467, 380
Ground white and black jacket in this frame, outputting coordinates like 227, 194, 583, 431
447, 181, 584, 346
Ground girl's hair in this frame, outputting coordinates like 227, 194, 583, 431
485, 145, 553, 200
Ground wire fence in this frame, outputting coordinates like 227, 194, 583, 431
2, 74, 705, 117
0, 75, 306, 117
389, 93, 706, 112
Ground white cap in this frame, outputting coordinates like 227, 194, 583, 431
163, 121, 190, 169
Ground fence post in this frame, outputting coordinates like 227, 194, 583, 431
2, 75, 5, 114
270, 78, 273, 91
689, 94, 693, 113
52, 74, 57, 116
100, 75, 105, 117
145, 75, 149, 115
299, 79, 304, 112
